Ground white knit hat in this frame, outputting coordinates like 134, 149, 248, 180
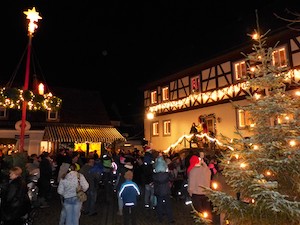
124, 162, 133, 170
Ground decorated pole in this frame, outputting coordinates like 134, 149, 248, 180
19, 7, 42, 152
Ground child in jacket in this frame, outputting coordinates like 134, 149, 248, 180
119, 170, 140, 225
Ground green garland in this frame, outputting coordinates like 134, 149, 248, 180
0, 87, 62, 111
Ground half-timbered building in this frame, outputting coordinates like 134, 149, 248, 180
142, 27, 300, 152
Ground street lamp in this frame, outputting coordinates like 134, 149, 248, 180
19, 7, 42, 152
147, 112, 154, 147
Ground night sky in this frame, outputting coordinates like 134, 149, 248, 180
1, 1, 299, 124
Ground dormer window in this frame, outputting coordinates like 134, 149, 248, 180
47, 110, 59, 121
0, 107, 7, 120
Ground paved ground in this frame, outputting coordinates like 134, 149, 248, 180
32, 185, 198, 225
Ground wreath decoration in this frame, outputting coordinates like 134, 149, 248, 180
0, 87, 62, 111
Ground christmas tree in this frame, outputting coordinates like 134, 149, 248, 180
201, 18, 300, 225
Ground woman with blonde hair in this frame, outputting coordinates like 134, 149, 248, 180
57, 163, 89, 225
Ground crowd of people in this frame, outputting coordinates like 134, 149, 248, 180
0, 146, 220, 225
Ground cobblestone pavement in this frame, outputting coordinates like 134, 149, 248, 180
33, 185, 198, 225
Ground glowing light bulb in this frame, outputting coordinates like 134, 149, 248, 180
290, 140, 296, 147
240, 163, 246, 168
212, 182, 218, 190
202, 211, 209, 218
252, 33, 259, 40
265, 170, 272, 176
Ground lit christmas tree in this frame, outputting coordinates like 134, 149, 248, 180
201, 20, 300, 225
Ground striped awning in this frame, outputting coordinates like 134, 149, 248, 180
43, 125, 126, 143
0, 138, 17, 145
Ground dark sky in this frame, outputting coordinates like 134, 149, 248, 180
2, 1, 299, 123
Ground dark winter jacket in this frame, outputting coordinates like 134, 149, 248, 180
79, 164, 101, 192
153, 172, 171, 197
142, 162, 154, 185
1, 176, 31, 222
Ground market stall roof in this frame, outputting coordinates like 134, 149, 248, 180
0, 138, 17, 145
43, 125, 126, 143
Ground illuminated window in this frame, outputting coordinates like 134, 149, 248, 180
238, 109, 253, 128
272, 47, 287, 68
234, 60, 247, 80
152, 122, 159, 136
276, 113, 293, 125
0, 107, 7, 119
151, 91, 157, 104
163, 120, 171, 136
162, 87, 169, 101
47, 110, 59, 121
191, 75, 200, 92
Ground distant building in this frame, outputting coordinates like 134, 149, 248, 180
0, 87, 126, 156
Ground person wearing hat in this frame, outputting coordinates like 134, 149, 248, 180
188, 153, 211, 214
102, 153, 113, 202
119, 170, 140, 225
153, 155, 175, 224
143, 145, 152, 153
187, 155, 200, 175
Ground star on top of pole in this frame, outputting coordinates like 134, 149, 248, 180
23, 7, 42, 35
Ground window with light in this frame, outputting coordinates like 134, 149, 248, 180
238, 109, 254, 128
152, 122, 159, 136
272, 47, 287, 68
234, 60, 247, 80
191, 75, 200, 93
151, 91, 157, 104
163, 120, 171, 136
162, 87, 169, 101
276, 113, 293, 125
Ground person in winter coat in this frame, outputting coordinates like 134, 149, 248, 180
38, 151, 53, 208
152, 155, 175, 224
102, 153, 113, 202
57, 163, 89, 225
79, 157, 101, 216
1, 166, 31, 225
114, 161, 134, 216
119, 170, 140, 225
141, 153, 156, 209
188, 155, 211, 213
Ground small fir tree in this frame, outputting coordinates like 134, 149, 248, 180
201, 20, 300, 225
